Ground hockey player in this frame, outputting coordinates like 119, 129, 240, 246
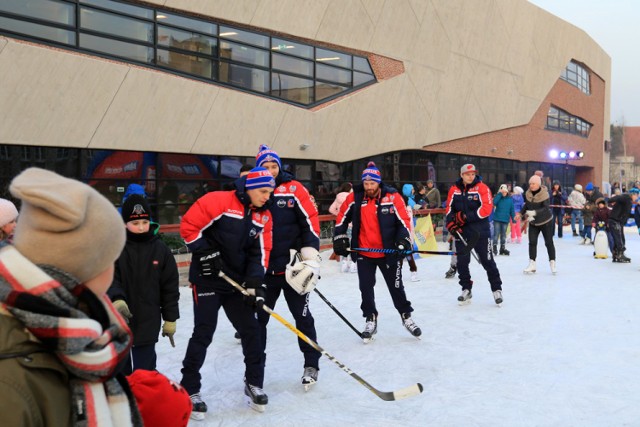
179, 167, 274, 419
445, 164, 504, 306
333, 162, 422, 342
607, 188, 639, 262
254, 145, 322, 391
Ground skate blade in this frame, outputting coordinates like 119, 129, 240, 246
458, 299, 472, 306
362, 336, 375, 344
190, 411, 206, 421
495, 302, 502, 307
523, 271, 536, 274
302, 380, 316, 392
246, 398, 267, 413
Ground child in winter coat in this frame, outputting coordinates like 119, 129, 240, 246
108, 194, 180, 375
592, 198, 612, 254
510, 186, 524, 243
493, 184, 516, 255
581, 200, 595, 244
0, 198, 18, 243
401, 184, 420, 282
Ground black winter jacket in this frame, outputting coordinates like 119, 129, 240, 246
109, 224, 180, 346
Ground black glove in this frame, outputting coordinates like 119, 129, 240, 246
333, 234, 350, 256
395, 236, 412, 253
447, 212, 465, 235
243, 277, 266, 309
196, 247, 224, 277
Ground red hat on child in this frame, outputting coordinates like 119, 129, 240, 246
127, 370, 192, 427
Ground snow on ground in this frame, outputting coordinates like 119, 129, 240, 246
156, 230, 640, 427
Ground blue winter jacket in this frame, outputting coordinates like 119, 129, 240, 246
493, 193, 515, 223
402, 184, 418, 210
512, 193, 524, 213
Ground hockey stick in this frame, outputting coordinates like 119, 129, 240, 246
313, 288, 363, 339
454, 230, 481, 263
219, 272, 423, 401
350, 247, 455, 256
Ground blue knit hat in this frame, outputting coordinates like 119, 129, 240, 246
629, 187, 640, 195
585, 182, 594, 191
245, 167, 276, 190
256, 144, 282, 169
361, 161, 381, 183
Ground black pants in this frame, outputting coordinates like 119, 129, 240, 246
455, 236, 502, 292
552, 209, 563, 237
528, 221, 556, 261
122, 344, 156, 375
608, 219, 626, 252
356, 255, 413, 318
180, 285, 265, 394
257, 274, 321, 371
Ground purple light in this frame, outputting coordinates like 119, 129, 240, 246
569, 151, 576, 159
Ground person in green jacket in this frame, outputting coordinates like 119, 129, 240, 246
0, 168, 142, 426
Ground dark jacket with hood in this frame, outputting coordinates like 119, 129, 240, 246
608, 193, 633, 224
108, 222, 180, 346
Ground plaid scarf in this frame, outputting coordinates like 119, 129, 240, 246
0, 244, 142, 426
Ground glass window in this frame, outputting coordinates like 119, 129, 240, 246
272, 52, 313, 77
219, 40, 268, 67
158, 26, 216, 55
219, 62, 269, 93
315, 82, 348, 101
0, 0, 75, 25
80, 0, 153, 20
546, 106, 590, 137
156, 12, 216, 35
353, 71, 375, 86
0, 16, 75, 44
316, 63, 351, 85
80, 33, 153, 63
271, 73, 313, 104
316, 47, 351, 69
219, 25, 268, 48
353, 56, 372, 74
560, 60, 590, 95
157, 49, 213, 79
271, 37, 313, 59
80, 7, 153, 43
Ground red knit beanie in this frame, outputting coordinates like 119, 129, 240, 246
126, 370, 192, 427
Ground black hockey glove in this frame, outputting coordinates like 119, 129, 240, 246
333, 234, 350, 257
395, 236, 412, 252
196, 247, 224, 277
243, 277, 266, 310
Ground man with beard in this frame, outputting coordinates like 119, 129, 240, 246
333, 162, 422, 343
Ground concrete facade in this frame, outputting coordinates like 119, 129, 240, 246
0, 0, 610, 180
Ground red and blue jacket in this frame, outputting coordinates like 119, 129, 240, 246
180, 177, 273, 292
334, 183, 411, 260
446, 176, 494, 239
266, 170, 320, 274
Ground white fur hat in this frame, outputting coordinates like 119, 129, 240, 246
574, 184, 583, 192
10, 168, 125, 282
0, 198, 18, 227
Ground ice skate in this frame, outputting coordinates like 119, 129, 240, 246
361, 314, 377, 343
499, 245, 510, 256
492, 244, 498, 255
445, 265, 457, 279
410, 271, 420, 282
493, 290, 503, 306
349, 261, 357, 273
301, 366, 319, 391
244, 381, 268, 412
613, 251, 631, 263
234, 331, 241, 342
550, 260, 557, 275
457, 289, 472, 305
523, 260, 536, 274
189, 393, 208, 421
401, 313, 422, 338
341, 260, 349, 273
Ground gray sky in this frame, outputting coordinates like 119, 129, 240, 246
528, 0, 640, 125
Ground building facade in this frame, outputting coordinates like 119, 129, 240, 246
0, 0, 611, 217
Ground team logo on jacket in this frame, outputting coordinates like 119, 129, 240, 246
277, 199, 287, 208
382, 196, 390, 203
249, 228, 258, 237
381, 207, 389, 214
262, 215, 269, 223
277, 186, 286, 193
290, 185, 297, 192
287, 199, 295, 208
390, 207, 395, 214
253, 212, 262, 221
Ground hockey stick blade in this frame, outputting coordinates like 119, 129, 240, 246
350, 247, 455, 256
219, 272, 423, 402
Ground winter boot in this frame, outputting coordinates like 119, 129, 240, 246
579, 237, 587, 245
189, 393, 208, 420
457, 289, 472, 305
361, 314, 377, 343
492, 243, 498, 255
244, 380, 268, 412
301, 366, 319, 391
499, 245, 510, 256
401, 313, 422, 338
572, 231, 579, 237
445, 265, 457, 279
550, 260, 557, 274
523, 260, 536, 274
493, 290, 503, 305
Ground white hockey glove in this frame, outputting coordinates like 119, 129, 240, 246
285, 249, 320, 295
